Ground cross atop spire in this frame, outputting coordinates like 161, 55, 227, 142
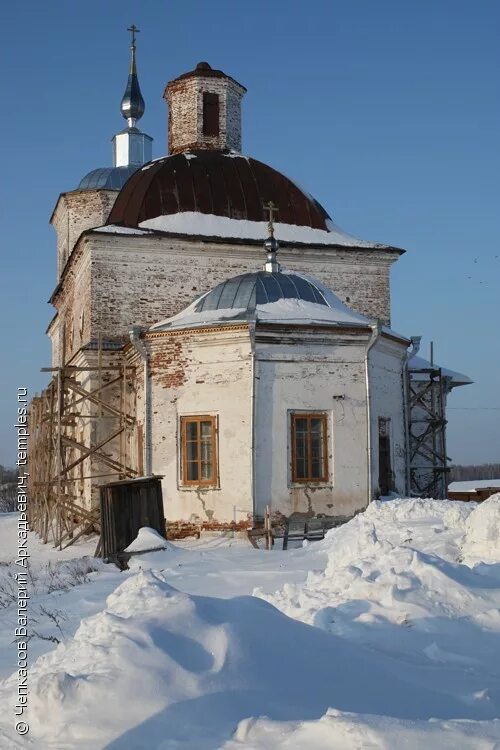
120, 24, 145, 126
127, 24, 140, 48
263, 201, 280, 272
113, 25, 152, 168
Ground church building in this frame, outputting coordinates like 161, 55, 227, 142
36, 30, 471, 533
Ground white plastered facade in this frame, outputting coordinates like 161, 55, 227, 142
132, 322, 409, 524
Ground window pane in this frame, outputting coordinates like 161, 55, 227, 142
293, 418, 309, 478
201, 462, 212, 480
295, 431, 306, 455
311, 433, 322, 459
311, 458, 322, 478
310, 418, 324, 435
201, 440, 212, 463
187, 461, 199, 480
186, 440, 198, 461
295, 418, 307, 433
295, 456, 308, 479
200, 421, 212, 438
182, 417, 216, 485
293, 414, 327, 481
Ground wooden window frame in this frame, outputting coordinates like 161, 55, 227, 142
180, 415, 218, 487
202, 92, 220, 137
291, 412, 329, 484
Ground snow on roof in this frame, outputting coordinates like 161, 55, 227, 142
408, 354, 472, 386
448, 480, 500, 493
150, 297, 371, 332
136, 212, 388, 248
124, 527, 170, 553
94, 224, 154, 236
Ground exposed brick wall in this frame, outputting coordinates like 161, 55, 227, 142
86, 234, 397, 346
51, 190, 119, 280
50, 242, 92, 365
150, 336, 190, 389
165, 75, 245, 154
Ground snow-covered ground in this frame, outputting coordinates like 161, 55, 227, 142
0, 497, 499, 748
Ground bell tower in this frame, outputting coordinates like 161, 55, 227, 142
164, 62, 246, 155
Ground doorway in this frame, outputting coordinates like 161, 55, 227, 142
378, 417, 393, 496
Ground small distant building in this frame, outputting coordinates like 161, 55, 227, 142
448, 480, 500, 503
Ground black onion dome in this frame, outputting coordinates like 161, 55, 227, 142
106, 151, 332, 229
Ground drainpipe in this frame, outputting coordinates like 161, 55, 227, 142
249, 322, 257, 525
402, 335, 421, 497
365, 321, 382, 504
129, 326, 152, 476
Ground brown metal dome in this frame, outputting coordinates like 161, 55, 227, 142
106, 150, 332, 229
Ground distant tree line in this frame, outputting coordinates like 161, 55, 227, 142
449, 463, 500, 483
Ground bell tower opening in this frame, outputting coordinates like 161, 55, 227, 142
203, 92, 220, 137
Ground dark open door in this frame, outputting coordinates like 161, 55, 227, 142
378, 417, 392, 495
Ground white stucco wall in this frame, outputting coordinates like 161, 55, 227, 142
368, 335, 409, 497
144, 328, 254, 524
141, 325, 408, 524
253, 327, 372, 521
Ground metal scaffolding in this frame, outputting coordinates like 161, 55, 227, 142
408, 364, 449, 499
27, 359, 139, 551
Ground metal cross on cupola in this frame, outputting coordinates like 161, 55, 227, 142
263, 201, 280, 273
263, 200, 279, 238
127, 24, 140, 48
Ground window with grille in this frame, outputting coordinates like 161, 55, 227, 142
291, 412, 328, 483
203, 92, 220, 137
180, 416, 217, 486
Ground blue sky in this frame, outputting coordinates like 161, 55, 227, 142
1, 0, 498, 467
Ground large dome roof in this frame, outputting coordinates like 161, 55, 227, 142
106, 150, 331, 229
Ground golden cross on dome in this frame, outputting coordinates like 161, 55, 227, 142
263, 200, 279, 237
127, 24, 140, 47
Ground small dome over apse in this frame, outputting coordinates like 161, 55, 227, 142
77, 165, 139, 191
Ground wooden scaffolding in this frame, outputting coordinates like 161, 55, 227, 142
27, 359, 139, 551
408, 364, 449, 499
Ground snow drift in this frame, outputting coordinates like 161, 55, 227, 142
1, 497, 500, 749
224, 709, 500, 750
256, 498, 500, 743
6, 559, 497, 748
462, 493, 500, 564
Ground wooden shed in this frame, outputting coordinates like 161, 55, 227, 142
100, 476, 165, 559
